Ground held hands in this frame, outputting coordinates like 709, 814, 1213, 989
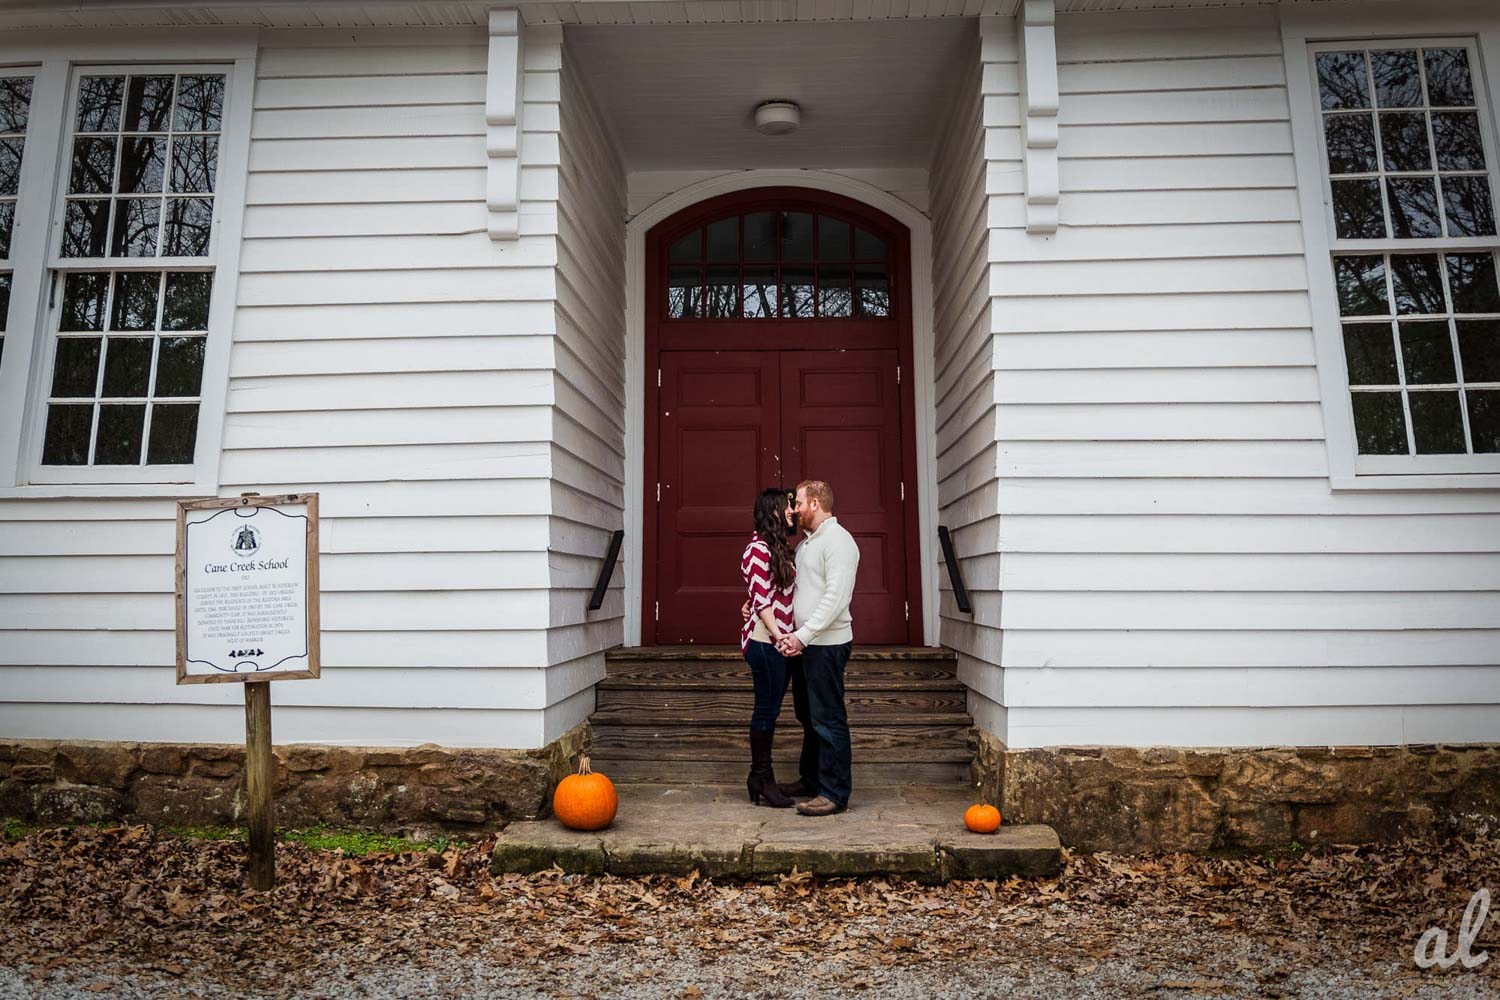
777, 634, 805, 656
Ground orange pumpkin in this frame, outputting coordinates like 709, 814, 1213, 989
964, 803, 1002, 834
552, 756, 618, 831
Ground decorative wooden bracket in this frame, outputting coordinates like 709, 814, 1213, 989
486, 8, 525, 241
1016, 0, 1059, 234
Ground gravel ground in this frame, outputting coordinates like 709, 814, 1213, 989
3, 826, 1496, 999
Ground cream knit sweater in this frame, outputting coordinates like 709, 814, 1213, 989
791, 515, 860, 647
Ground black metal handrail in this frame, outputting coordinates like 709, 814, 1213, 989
937, 526, 972, 614
588, 530, 625, 611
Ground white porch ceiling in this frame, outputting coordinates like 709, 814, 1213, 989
569, 18, 972, 171
0, 0, 1408, 30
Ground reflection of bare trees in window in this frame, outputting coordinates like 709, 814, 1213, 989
1440, 176, 1496, 237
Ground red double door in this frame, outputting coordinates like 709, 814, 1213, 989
652, 348, 913, 645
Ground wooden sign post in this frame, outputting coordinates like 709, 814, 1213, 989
175, 493, 320, 890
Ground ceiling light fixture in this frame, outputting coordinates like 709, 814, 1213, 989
754, 100, 801, 136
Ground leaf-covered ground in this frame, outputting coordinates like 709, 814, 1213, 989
2, 825, 1497, 999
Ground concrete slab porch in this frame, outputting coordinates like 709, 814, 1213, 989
490, 784, 1061, 882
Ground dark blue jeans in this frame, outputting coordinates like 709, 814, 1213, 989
743, 640, 790, 734
798, 642, 853, 807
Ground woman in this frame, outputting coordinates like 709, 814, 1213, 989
740, 487, 798, 808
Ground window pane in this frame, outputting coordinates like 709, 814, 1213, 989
162, 272, 212, 330
112, 271, 160, 331
744, 212, 776, 261
817, 216, 850, 261
1423, 49, 1476, 107
818, 266, 852, 317
1446, 253, 1500, 313
0, 138, 21, 197
0, 273, 9, 334
705, 265, 738, 318
1390, 254, 1444, 314
60, 272, 109, 331
782, 266, 814, 317
669, 229, 701, 262
667, 265, 700, 319
101, 336, 153, 396
1398, 321, 1457, 383
94, 403, 145, 464
1386, 177, 1441, 238
781, 212, 813, 260
1456, 320, 1500, 382
1378, 112, 1431, 171
1334, 256, 1388, 316
1432, 112, 1485, 170
123, 76, 174, 133
1372, 50, 1423, 107
856, 264, 890, 318
68, 137, 116, 194
110, 198, 160, 257
61, 199, 110, 257
1440, 176, 1496, 238
42, 404, 93, 464
50, 337, 100, 397
1331, 180, 1385, 239
0, 201, 11, 258
147, 403, 198, 464
0, 77, 31, 133
742, 266, 777, 318
855, 228, 886, 260
174, 76, 224, 133
75, 76, 123, 133
163, 197, 212, 256
1343, 323, 1399, 384
1351, 391, 1408, 454
155, 336, 206, 396
1468, 390, 1500, 452
117, 136, 165, 194
1317, 52, 1370, 110
706, 217, 738, 261
1408, 390, 1466, 452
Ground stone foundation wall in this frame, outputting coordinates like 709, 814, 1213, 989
971, 731, 1500, 853
0, 725, 589, 839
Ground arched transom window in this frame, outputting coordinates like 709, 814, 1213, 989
665, 210, 891, 320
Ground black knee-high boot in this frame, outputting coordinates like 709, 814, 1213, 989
747, 730, 794, 808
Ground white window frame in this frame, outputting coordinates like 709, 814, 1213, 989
0, 31, 254, 498
1284, 1, 1500, 490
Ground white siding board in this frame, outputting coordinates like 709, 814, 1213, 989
249, 135, 487, 172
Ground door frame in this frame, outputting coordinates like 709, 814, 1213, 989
624, 171, 940, 646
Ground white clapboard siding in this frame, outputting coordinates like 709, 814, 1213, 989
933, 28, 1005, 735
0, 27, 581, 748
536, 33, 629, 738
983, 7, 1500, 749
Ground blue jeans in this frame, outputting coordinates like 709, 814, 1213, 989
799, 642, 853, 807
743, 640, 790, 734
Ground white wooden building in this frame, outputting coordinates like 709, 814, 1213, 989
0, 0, 1497, 771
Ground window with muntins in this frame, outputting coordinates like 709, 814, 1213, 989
0, 75, 31, 371
37, 68, 223, 474
1312, 41, 1500, 468
664, 210, 891, 321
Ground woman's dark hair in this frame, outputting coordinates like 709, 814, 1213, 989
752, 487, 796, 590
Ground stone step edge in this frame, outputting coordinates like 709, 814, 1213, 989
490, 823, 1060, 882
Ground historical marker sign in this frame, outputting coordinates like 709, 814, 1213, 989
176, 494, 320, 684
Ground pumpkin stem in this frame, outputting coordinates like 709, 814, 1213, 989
578, 755, 592, 776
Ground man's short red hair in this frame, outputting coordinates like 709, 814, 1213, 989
796, 480, 834, 513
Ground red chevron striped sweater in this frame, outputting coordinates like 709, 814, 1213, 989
741, 532, 796, 653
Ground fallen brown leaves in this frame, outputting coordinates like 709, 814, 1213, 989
1, 825, 1497, 997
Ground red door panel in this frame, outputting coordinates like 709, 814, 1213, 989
781, 350, 910, 645
655, 351, 781, 644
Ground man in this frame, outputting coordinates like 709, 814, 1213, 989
776, 479, 860, 817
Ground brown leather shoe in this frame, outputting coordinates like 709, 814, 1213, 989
795, 795, 846, 816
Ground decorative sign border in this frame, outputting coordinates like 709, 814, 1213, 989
175, 493, 321, 685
